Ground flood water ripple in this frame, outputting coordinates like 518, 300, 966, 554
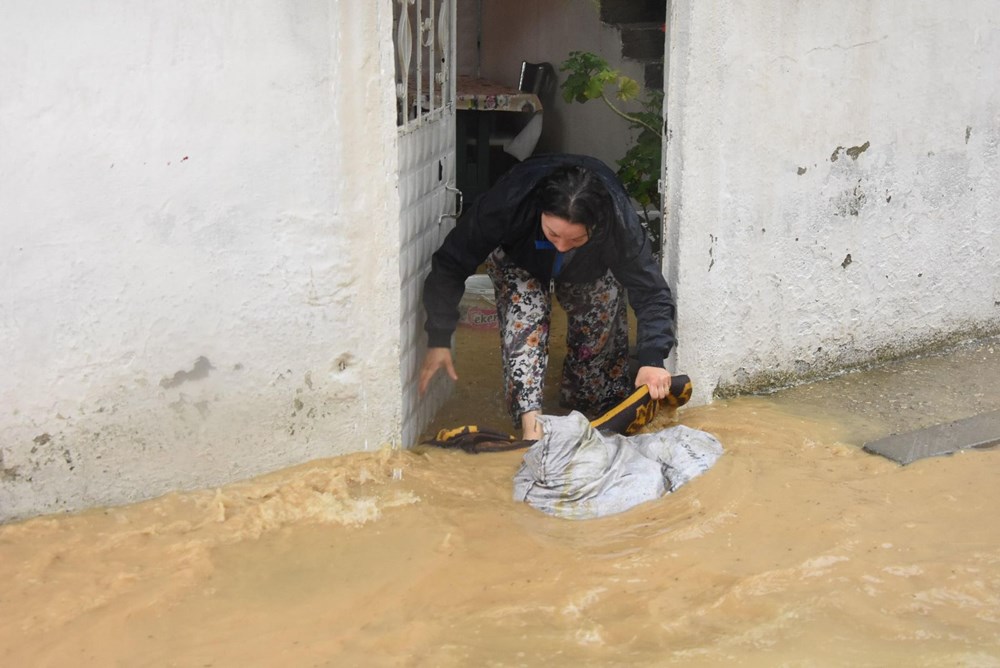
1, 338, 999, 666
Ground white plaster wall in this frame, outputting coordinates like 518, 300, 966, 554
0, 1, 403, 521
665, 0, 1000, 403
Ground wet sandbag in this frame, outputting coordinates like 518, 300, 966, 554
513, 411, 723, 520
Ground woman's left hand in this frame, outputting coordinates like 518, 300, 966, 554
635, 366, 673, 401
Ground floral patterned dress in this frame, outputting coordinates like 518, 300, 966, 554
486, 248, 631, 426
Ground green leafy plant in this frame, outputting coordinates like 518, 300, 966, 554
560, 51, 663, 252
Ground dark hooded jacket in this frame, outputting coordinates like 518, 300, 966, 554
423, 154, 676, 368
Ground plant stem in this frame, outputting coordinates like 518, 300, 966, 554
600, 92, 660, 135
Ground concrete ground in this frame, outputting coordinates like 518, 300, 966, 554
765, 334, 1000, 449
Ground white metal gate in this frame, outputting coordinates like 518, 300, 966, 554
395, 0, 458, 446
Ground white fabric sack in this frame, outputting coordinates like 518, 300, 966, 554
513, 411, 723, 520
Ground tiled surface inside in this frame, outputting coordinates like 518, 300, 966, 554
398, 115, 457, 446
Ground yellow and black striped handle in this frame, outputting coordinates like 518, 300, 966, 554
590, 374, 692, 436
664, 373, 693, 408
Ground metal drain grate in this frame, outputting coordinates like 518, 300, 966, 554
863, 409, 1000, 465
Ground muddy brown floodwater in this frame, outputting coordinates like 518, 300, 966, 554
2, 325, 999, 667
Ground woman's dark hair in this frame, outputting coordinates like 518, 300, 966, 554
536, 165, 615, 240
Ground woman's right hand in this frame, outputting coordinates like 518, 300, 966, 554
418, 347, 458, 396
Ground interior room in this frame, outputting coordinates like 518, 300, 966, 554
453, 0, 667, 200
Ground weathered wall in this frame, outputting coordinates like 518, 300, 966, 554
665, 0, 1000, 403
0, 1, 403, 521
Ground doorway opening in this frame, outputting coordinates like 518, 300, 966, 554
411, 0, 671, 442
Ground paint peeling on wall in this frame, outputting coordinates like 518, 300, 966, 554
334, 353, 355, 372
160, 357, 214, 389
830, 141, 870, 162
828, 141, 873, 217
845, 141, 870, 160
285, 371, 361, 441
834, 180, 868, 217
15, 429, 81, 480
0, 451, 22, 482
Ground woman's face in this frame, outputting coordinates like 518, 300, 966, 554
541, 213, 590, 253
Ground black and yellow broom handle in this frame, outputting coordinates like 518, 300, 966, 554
663, 373, 693, 408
